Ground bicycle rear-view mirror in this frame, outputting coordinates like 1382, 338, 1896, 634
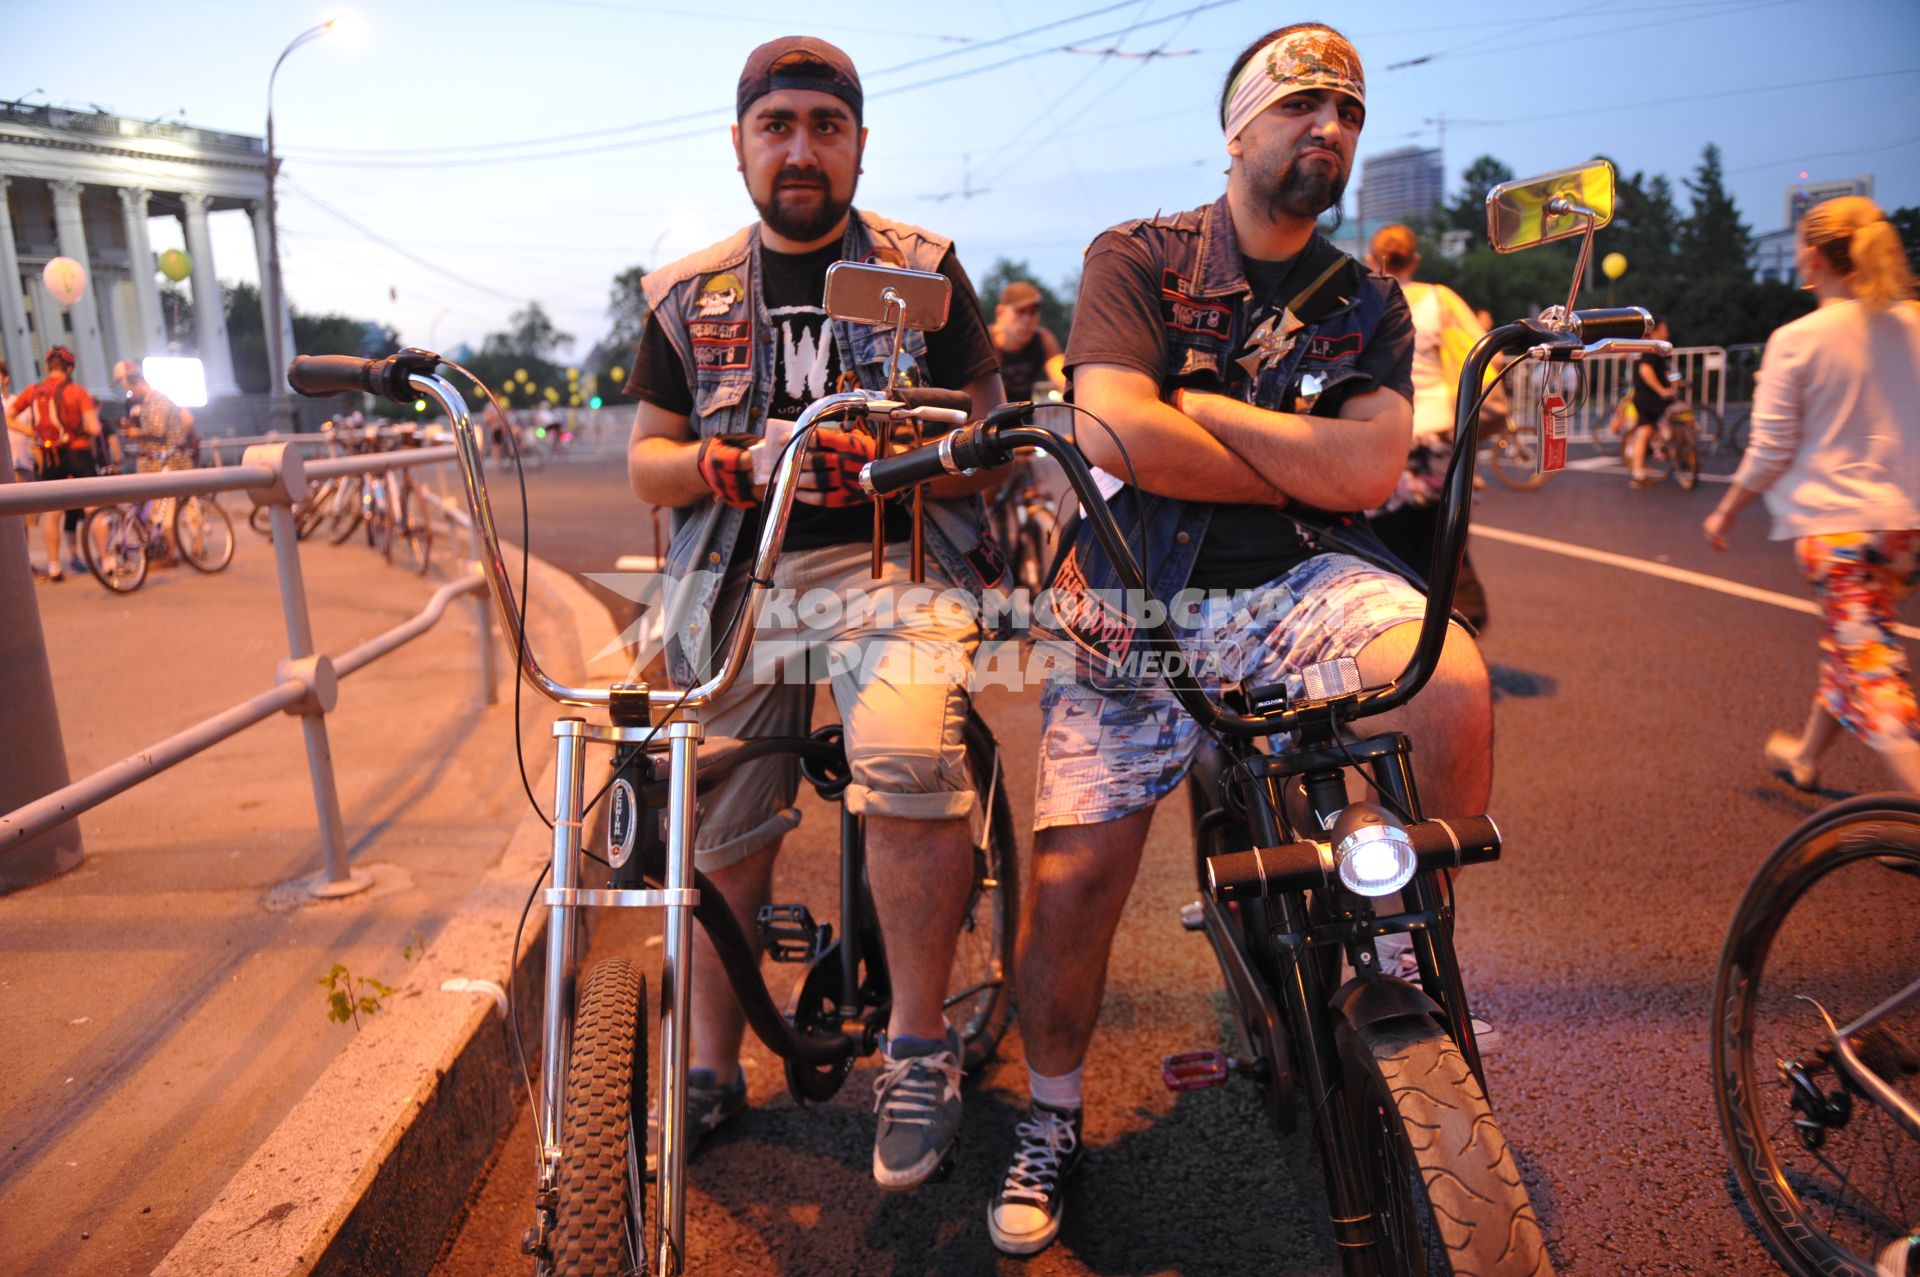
1485, 160, 1615, 253
824, 262, 951, 331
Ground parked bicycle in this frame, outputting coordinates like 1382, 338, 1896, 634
859, 160, 1660, 1275
1711, 793, 1920, 1276
987, 445, 1059, 594
80, 446, 234, 593
287, 260, 1017, 1277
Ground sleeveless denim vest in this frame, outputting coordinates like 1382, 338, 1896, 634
1050, 195, 1413, 690
643, 210, 1006, 685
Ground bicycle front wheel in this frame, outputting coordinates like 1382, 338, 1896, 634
1711, 797, 1920, 1277
950, 710, 1019, 1073
1341, 1017, 1554, 1276
399, 483, 433, 575
82, 506, 148, 593
1490, 422, 1553, 491
174, 495, 235, 572
549, 957, 648, 1277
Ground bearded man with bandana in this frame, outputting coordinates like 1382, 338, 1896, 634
987, 23, 1494, 1256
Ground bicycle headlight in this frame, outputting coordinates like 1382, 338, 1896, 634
1331, 803, 1417, 897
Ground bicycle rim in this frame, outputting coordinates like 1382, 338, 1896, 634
1712, 800, 1920, 1276
548, 958, 648, 1277
83, 507, 147, 593
175, 496, 235, 572
1491, 424, 1551, 491
1673, 428, 1700, 492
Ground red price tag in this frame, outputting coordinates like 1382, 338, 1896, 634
1540, 393, 1568, 473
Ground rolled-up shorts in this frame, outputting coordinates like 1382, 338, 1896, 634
690, 539, 981, 872
1033, 552, 1443, 829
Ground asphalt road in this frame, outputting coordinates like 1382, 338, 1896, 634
431, 441, 1914, 1276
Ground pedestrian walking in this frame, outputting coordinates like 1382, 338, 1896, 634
1703, 195, 1920, 793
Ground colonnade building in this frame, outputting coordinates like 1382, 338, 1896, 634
1, 101, 293, 411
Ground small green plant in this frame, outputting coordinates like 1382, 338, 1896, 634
402, 929, 427, 962
319, 963, 397, 1028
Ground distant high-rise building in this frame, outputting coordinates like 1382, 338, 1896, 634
1749, 174, 1874, 284
1357, 147, 1444, 226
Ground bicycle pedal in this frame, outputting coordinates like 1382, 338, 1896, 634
757, 903, 828, 963
1162, 1049, 1234, 1091
1178, 900, 1206, 932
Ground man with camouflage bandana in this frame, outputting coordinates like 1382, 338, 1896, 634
988, 23, 1494, 1255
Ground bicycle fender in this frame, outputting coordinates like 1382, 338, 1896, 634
1331, 974, 1444, 1034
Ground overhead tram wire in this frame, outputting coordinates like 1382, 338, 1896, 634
1432, 66, 1920, 131
280, 0, 1255, 168
1385, 0, 1804, 70
279, 178, 528, 306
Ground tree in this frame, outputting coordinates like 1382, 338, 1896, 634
974, 257, 1077, 343
1678, 143, 1752, 282
222, 281, 398, 395
604, 265, 650, 352
1441, 156, 1515, 234
483, 302, 574, 361
1891, 206, 1920, 274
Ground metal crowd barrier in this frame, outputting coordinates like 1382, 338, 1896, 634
1511, 344, 1729, 444
0, 442, 497, 898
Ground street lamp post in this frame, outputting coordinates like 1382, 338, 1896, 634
265, 17, 344, 431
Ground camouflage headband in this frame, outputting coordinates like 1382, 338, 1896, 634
1222, 27, 1366, 142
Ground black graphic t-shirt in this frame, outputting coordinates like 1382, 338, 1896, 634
634, 242, 998, 554
1066, 231, 1413, 591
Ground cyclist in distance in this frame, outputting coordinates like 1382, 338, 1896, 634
6, 345, 103, 582
624, 35, 1007, 1190
1703, 195, 1920, 793
990, 279, 1065, 402
990, 22, 1492, 1256
113, 360, 195, 558
1624, 316, 1676, 487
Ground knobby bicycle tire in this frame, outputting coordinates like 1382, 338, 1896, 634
1490, 422, 1553, 491
1340, 1016, 1554, 1277
548, 957, 648, 1277
82, 506, 148, 593
327, 477, 365, 545
1711, 796, 1920, 1277
174, 496, 235, 572
397, 480, 434, 575
953, 711, 1019, 1072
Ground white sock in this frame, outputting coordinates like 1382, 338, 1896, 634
1028, 1064, 1083, 1112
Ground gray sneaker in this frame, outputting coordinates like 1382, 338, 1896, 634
988, 1102, 1083, 1256
647, 1067, 746, 1173
872, 1030, 963, 1190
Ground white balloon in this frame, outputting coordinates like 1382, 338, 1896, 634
43, 257, 88, 307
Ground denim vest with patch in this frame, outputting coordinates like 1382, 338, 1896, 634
1051, 196, 1411, 690
643, 210, 1006, 685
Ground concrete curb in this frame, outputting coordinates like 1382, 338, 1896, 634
153, 549, 620, 1277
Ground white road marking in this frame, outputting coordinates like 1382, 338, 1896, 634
1472, 524, 1920, 641
1559, 454, 1733, 484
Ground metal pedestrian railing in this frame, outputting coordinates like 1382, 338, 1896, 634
1511, 343, 1730, 444
0, 441, 497, 897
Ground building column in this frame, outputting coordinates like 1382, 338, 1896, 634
248, 201, 296, 400
179, 191, 237, 396
49, 180, 111, 393
116, 187, 167, 360
0, 177, 33, 383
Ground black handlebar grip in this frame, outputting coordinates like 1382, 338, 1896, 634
888, 386, 972, 414
1570, 307, 1652, 341
1403, 815, 1501, 866
288, 355, 382, 398
1205, 814, 1502, 902
862, 438, 954, 497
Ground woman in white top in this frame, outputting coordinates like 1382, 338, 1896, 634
1365, 224, 1491, 627
1704, 196, 1920, 792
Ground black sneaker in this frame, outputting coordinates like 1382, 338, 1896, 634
872, 1029, 964, 1190
988, 1102, 1083, 1256
646, 1067, 746, 1173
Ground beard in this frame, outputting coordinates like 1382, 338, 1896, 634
1249, 149, 1349, 222
751, 165, 855, 242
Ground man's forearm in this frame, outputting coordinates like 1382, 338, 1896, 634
1181, 392, 1404, 511
629, 434, 711, 508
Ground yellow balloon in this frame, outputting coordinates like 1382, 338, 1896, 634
566, 367, 579, 380
157, 248, 192, 282
610, 366, 626, 383
514, 368, 529, 382
545, 386, 560, 403
1601, 252, 1628, 281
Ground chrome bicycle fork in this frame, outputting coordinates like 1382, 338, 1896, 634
537, 714, 704, 1276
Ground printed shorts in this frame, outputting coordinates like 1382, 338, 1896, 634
1033, 553, 1434, 829
1795, 530, 1920, 754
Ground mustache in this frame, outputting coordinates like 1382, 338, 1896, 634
774, 166, 829, 189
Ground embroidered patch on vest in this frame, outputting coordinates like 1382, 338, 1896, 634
1158, 270, 1233, 341
1305, 331, 1362, 362
696, 273, 745, 317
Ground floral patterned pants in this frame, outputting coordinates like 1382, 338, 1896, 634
1794, 529, 1920, 754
